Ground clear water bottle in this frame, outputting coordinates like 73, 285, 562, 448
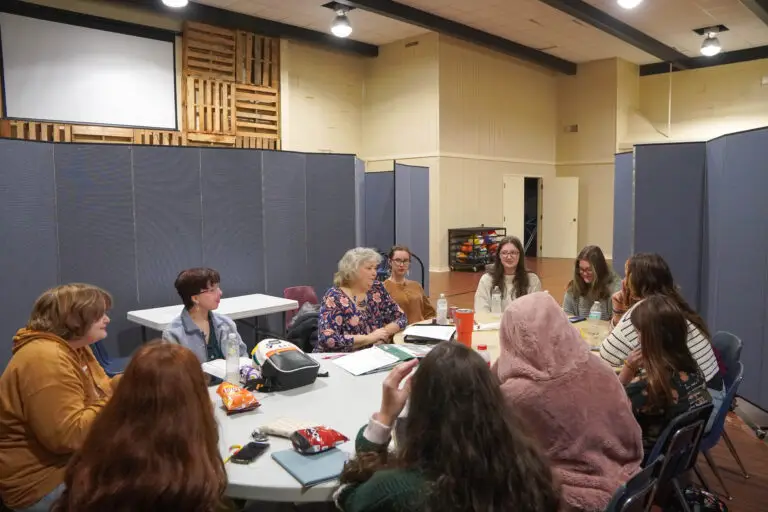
588, 301, 602, 321
491, 286, 502, 314
225, 332, 240, 384
584, 301, 603, 344
476, 345, 491, 367
436, 293, 448, 325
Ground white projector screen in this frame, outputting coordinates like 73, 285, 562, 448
0, 13, 177, 129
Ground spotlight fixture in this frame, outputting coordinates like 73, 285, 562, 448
331, 7, 353, 38
700, 33, 722, 56
617, 0, 643, 9
162, 0, 188, 7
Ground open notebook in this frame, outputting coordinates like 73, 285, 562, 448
332, 344, 418, 376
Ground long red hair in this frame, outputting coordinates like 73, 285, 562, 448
52, 341, 227, 512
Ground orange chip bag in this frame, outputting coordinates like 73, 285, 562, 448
216, 382, 260, 415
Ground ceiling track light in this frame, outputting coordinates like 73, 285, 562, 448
331, 7, 353, 38
700, 32, 722, 57
617, 0, 643, 9
162, 0, 189, 7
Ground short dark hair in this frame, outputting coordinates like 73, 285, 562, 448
174, 268, 221, 309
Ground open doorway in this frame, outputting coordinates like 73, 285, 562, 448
524, 177, 541, 257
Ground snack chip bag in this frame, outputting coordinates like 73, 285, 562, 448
216, 382, 260, 415
290, 426, 349, 454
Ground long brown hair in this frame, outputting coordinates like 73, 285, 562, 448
340, 342, 560, 512
567, 245, 614, 301
53, 342, 227, 512
626, 253, 710, 339
631, 295, 700, 407
491, 236, 531, 299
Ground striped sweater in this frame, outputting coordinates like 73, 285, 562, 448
599, 300, 721, 385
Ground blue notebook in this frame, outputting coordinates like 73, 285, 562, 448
271, 448, 349, 487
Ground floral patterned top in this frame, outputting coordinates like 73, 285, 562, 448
625, 368, 712, 453
316, 281, 407, 352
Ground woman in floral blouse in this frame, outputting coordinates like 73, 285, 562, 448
618, 294, 712, 457
316, 247, 407, 352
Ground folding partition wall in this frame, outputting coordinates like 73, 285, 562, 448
364, 171, 395, 253
0, 139, 359, 368
394, 163, 430, 295
612, 152, 633, 276
614, 128, 768, 410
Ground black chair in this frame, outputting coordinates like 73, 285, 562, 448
604, 455, 664, 512
647, 404, 714, 512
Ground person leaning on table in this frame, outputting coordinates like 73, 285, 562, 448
563, 245, 621, 320
0, 284, 120, 512
316, 247, 407, 352
161, 267, 247, 364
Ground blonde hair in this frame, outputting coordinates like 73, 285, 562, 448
28, 283, 112, 340
333, 248, 382, 288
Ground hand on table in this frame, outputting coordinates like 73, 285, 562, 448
369, 328, 390, 343
377, 359, 418, 427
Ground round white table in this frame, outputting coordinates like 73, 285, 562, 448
211, 360, 387, 503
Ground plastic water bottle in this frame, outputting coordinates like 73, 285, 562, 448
588, 301, 602, 321
476, 345, 491, 367
225, 332, 240, 384
584, 301, 603, 344
491, 286, 502, 314
436, 293, 448, 325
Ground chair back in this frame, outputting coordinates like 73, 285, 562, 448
712, 331, 743, 389
91, 340, 111, 365
604, 456, 663, 512
645, 403, 713, 468
284, 286, 319, 327
699, 362, 744, 452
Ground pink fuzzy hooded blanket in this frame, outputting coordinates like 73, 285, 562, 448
495, 292, 643, 512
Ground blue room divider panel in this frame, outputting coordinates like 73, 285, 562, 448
262, 151, 308, 299
704, 129, 768, 408
701, 137, 726, 325
364, 172, 395, 254
55, 144, 140, 355
394, 163, 430, 294
0, 140, 58, 370
200, 148, 265, 296
355, 158, 366, 247
306, 153, 357, 300
612, 152, 633, 276
134, 147, 204, 310
634, 143, 706, 310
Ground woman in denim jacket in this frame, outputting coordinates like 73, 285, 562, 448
162, 268, 247, 363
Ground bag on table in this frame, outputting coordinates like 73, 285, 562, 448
251, 338, 319, 391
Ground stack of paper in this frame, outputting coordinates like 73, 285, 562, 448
402, 324, 456, 344
333, 345, 416, 376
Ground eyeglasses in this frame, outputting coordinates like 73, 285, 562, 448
500, 251, 519, 258
392, 259, 411, 266
579, 266, 593, 274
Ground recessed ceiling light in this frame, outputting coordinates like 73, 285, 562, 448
701, 34, 722, 56
331, 9, 352, 38
617, 0, 643, 8
162, 0, 188, 7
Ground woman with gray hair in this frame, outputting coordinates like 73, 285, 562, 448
316, 247, 407, 352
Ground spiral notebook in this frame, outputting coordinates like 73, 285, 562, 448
271, 448, 349, 487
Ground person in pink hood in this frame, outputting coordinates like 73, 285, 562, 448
495, 291, 643, 512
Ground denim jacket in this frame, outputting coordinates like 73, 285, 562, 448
162, 309, 247, 363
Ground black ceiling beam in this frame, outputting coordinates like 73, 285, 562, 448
111, 0, 378, 57
640, 44, 768, 76
336, 0, 577, 75
740, 0, 768, 27
537, 0, 690, 69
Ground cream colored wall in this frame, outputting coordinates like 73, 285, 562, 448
616, 59, 640, 152
638, 59, 768, 142
280, 40, 365, 154
555, 59, 618, 259
361, 33, 440, 159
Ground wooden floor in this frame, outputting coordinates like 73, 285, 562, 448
428, 257, 768, 512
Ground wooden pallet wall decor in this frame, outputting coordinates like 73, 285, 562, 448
71, 125, 135, 144
184, 76, 236, 134
186, 132, 237, 147
0, 120, 72, 142
236, 136, 280, 150
134, 130, 186, 146
234, 84, 279, 139
236, 32, 280, 89
183, 22, 237, 81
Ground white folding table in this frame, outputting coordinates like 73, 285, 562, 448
127, 294, 299, 341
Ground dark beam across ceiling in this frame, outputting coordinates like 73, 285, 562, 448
640, 44, 768, 76
336, 0, 578, 75
112, 0, 379, 57
740, 0, 768, 27
537, 0, 690, 69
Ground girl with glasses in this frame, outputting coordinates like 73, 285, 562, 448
383, 245, 435, 324
563, 245, 621, 320
474, 236, 542, 313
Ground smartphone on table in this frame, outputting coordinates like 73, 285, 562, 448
230, 441, 269, 464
